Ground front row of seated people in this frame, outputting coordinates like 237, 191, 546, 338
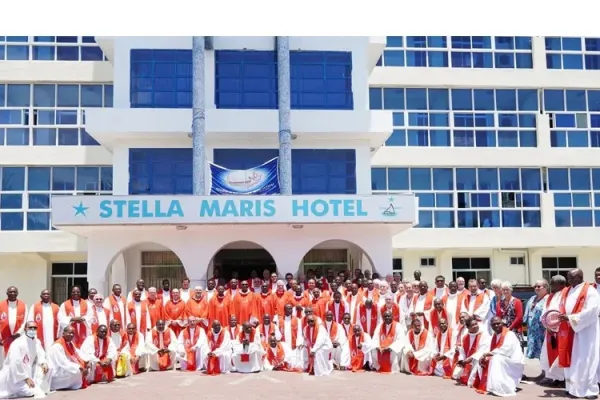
0, 309, 524, 398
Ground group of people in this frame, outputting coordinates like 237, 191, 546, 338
0, 267, 599, 399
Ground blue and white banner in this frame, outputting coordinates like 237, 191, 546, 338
209, 157, 281, 195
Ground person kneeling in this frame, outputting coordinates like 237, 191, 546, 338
81, 324, 117, 384
232, 323, 264, 373
401, 318, 435, 376
177, 317, 207, 372
0, 322, 51, 398
472, 317, 524, 396
264, 335, 300, 372
48, 327, 92, 391
371, 311, 405, 374
300, 316, 333, 376
201, 321, 233, 375
348, 324, 374, 372
432, 318, 455, 378
145, 320, 178, 371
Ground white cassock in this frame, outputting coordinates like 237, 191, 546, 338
57, 300, 91, 336
198, 330, 232, 373
231, 332, 264, 373
279, 316, 304, 370
0, 301, 27, 369
144, 330, 178, 371
179, 289, 191, 303
26, 304, 57, 353
410, 295, 433, 331
401, 329, 435, 375
324, 321, 350, 368
0, 336, 50, 399
47, 341, 91, 390
263, 344, 295, 371
302, 324, 333, 376
561, 283, 600, 398
433, 329, 455, 377
103, 296, 126, 328
126, 332, 147, 370
110, 332, 132, 377
539, 292, 564, 381
80, 335, 118, 381
125, 301, 151, 334
177, 328, 207, 372
126, 290, 147, 303
371, 322, 406, 374
453, 332, 491, 384
350, 332, 375, 366
444, 293, 460, 331
399, 294, 414, 330
475, 329, 524, 397
461, 293, 491, 330
433, 287, 448, 299
347, 294, 362, 323
91, 306, 110, 330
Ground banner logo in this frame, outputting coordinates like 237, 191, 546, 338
209, 157, 280, 195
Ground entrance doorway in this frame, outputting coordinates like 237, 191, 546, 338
214, 249, 276, 281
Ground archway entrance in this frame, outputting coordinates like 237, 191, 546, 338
211, 241, 276, 281
299, 240, 377, 280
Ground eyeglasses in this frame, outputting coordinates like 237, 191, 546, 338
26, 327, 38, 330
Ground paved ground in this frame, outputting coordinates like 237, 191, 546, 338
48, 359, 567, 400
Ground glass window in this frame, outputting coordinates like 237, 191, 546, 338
545, 37, 600, 70
6, 84, 30, 107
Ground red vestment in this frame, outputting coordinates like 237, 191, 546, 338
205, 330, 225, 375
357, 304, 378, 337
55, 337, 88, 389
557, 283, 589, 368
349, 332, 367, 372
31, 302, 59, 349
150, 328, 174, 371
92, 335, 115, 383
163, 300, 186, 337
144, 298, 164, 329
232, 291, 255, 324
127, 301, 150, 334
208, 296, 231, 327
458, 332, 483, 385
473, 327, 509, 394
376, 322, 398, 373
0, 300, 27, 353
61, 299, 89, 348
181, 326, 202, 371
406, 328, 432, 376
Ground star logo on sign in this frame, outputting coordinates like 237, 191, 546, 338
73, 201, 89, 217
388, 196, 395, 202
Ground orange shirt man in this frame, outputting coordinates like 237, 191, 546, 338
144, 288, 164, 329
164, 289, 186, 337
208, 286, 232, 327
232, 281, 255, 324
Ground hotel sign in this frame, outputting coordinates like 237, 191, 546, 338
51, 195, 416, 226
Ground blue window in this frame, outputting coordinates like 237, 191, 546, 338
214, 50, 353, 110
380, 36, 532, 69
0, 166, 112, 231
549, 167, 600, 227
214, 148, 356, 194
130, 50, 193, 109
544, 89, 600, 148
0, 83, 112, 147
545, 37, 600, 70
0, 36, 106, 61
371, 167, 542, 228
379, 87, 538, 148
129, 149, 193, 194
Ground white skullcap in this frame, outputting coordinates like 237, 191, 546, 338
148, 287, 157, 292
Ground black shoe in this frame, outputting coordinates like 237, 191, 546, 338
551, 380, 565, 389
584, 396, 597, 399
538, 378, 555, 386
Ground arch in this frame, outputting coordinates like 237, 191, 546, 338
206, 240, 278, 282
295, 239, 378, 279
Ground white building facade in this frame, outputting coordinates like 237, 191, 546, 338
1, 35, 598, 306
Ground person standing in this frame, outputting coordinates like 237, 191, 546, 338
27, 289, 59, 352
523, 280, 549, 365
0, 287, 27, 358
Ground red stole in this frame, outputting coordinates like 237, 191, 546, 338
228, 325, 241, 341
163, 300, 185, 337
32, 302, 59, 349
376, 322, 397, 373
473, 328, 509, 394
91, 307, 110, 334
442, 293, 462, 325
92, 335, 114, 383
302, 325, 319, 375
257, 324, 276, 346
349, 333, 367, 372
126, 301, 148, 333
429, 309, 448, 336
412, 293, 434, 329
407, 329, 431, 375
279, 317, 299, 349
55, 337, 89, 389
463, 293, 485, 320
266, 342, 297, 371
107, 295, 126, 326
459, 333, 482, 385
0, 300, 27, 353
358, 305, 378, 336
325, 321, 339, 342
151, 329, 173, 371
62, 299, 88, 347
557, 283, 589, 368
433, 328, 454, 378
126, 333, 141, 374
380, 303, 401, 323
205, 330, 225, 375
326, 301, 346, 323
182, 327, 201, 371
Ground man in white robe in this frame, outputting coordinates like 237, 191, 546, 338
401, 317, 435, 375
0, 322, 51, 399
124, 323, 146, 374
432, 318, 456, 378
443, 282, 462, 331
47, 326, 92, 391
263, 335, 297, 371
454, 317, 491, 385
461, 279, 491, 330
179, 278, 191, 302
26, 290, 59, 354
126, 280, 148, 303
539, 275, 566, 387
145, 320, 178, 371
198, 320, 232, 375
300, 316, 333, 376
57, 286, 92, 349
107, 320, 131, 378
399, 282, 416, 330
177, 317, 207, 372
80, 325, 118, 383
279, 304, 304, 370
348, 324, 374, 371
371, 310, 406, 374
324, 311, 350, 370
556, 269, 600, 399
231, 323, 263, 373
472, 316, 524, 396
